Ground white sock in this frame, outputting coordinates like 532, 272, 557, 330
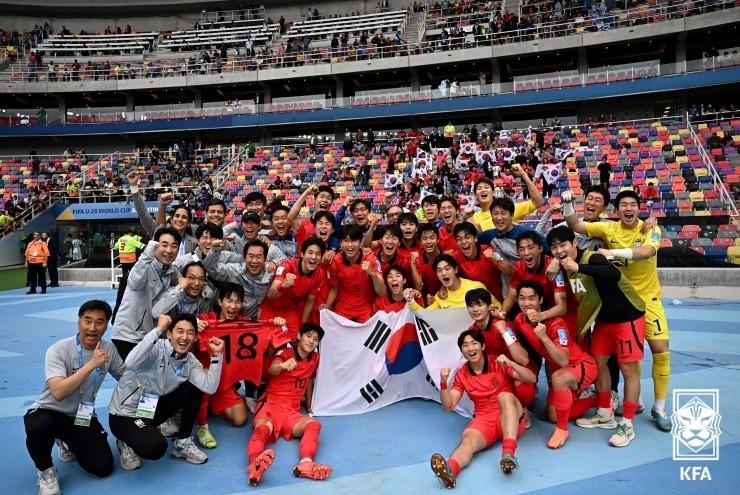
299, 457, 312, 463
620, 418, 632, 426
653, 399, 665, 412
597, 407, 612, 417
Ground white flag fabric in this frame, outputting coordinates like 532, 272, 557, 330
535, 161, 563, 185
554, 148, 574, 161
413, 308, 474, 418
384, 173, 402, 189
313, 307, 438, 416
459, 142, 476, 155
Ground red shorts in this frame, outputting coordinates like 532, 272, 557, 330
514, 381, 537, 408
465, 411, 526, 447
209, 386, 244, 416
545, 357, 598, 405
334, 306, 374, 324
254, 402, 305, 442
590, 316, 645, 363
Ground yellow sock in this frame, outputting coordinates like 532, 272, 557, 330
652, 352, 671, 401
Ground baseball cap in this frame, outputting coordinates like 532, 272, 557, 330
241, 212, 262, 224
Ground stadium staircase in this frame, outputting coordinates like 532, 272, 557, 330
402, 10, 426, 46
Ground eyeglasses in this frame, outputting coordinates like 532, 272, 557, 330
186, 276, 207, 283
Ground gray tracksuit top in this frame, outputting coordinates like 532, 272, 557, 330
108, 327, 222, 418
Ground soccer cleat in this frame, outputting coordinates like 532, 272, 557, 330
56, 438, 76, 462
247, 449, 275, 486
577, 384, 596, 399
116, 439, 142, 471
158, 413, 180, 437
500, 453, 518, 474
197, 425, 218, 449
547, 428, 569, 449
171, 437, 209, 464
37, 467, 61, 495
576, 410, 617, 429
430, 453, 456, 489
293, 461, 333, 480
609, 423, 635, 447
523, 409, 533, 430
651, 408, 672, 432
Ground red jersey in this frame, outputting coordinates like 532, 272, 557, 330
328, 251, 382, 321
398, 240, 422, 258
467, 316, 516, 359
415, 253, 442, 296
452, 355, 516, 416
373, 247, 412, 276
261, 258, 326, 333
438, 225, 457, 253
453, 245, 503, 302
295, 218, 315, 253
510, 255, 567, 309
197, 313, 290, 390
373, 294, 421, 313
513, 314, 591, 371
264, 344, 319, 410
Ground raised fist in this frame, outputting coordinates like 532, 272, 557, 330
281, 273, 297, 289
208, 336, 225, 355
560, 190, 573, 203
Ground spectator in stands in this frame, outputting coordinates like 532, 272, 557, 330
643, 181, 659, 205
597, 157, 611, 186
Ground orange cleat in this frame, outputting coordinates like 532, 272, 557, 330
247, 449, 275, 486
430, 453, 456, 489
293, 460, 333, 480
547, 427, 569, 449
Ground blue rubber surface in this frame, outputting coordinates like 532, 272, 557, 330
0, 287, 737, 494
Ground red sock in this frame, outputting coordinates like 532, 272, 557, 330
570, 396, 598, 419
299, 421, 321, 460
597, 391, 612, 409
501, 437, 517, 456
622, 400, 638, 420
448, 458, 461, 476
196, 394, 209, 427
247, 424, 271, 464
552, 389, 573, 430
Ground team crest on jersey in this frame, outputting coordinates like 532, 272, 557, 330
557, 328, 568, 345
275, 266, 285, 276
635, 240, 642, 248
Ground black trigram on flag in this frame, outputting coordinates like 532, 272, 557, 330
360, 379, 384, 404
415, 317, 439, 346
363, 320, 391, 353
425, 373, 438, 391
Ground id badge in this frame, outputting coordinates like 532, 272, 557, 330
73, 401, 95, 427
135, 393, 159, 419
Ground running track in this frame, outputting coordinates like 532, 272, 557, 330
0, 287, 737, 494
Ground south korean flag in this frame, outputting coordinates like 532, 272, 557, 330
312, 307, 437, 416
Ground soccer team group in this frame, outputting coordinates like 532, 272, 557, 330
23, 164, 673, 493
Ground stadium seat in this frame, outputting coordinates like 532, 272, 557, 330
728, 246, 740, 264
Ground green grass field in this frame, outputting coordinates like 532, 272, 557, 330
0, 267, 27, 291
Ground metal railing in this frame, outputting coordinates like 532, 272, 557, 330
2, 53, 736, 127
2, 0, 735, 86
687, 118, 739, 220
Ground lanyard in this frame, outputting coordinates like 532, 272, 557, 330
178, 238, 187, 257
156, 266, 169, 292
178, 294, 204, 316
76, 334, 103, 401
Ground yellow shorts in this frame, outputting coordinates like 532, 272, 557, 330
644, 297, 669, 340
